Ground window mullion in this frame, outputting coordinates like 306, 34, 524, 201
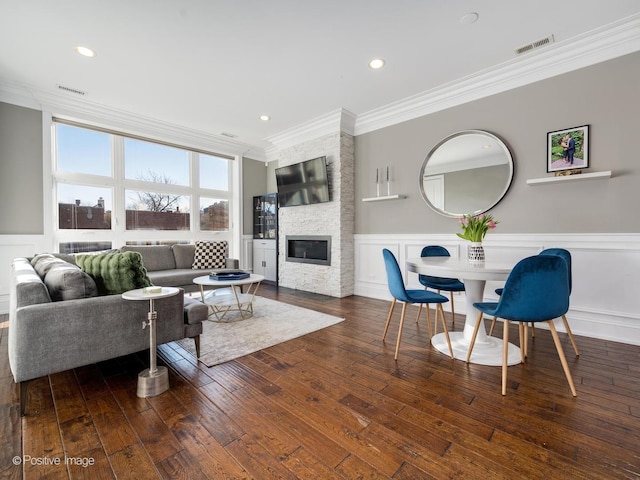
112, 135, 125, 246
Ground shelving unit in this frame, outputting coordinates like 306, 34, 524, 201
253, 193, 278, 284
526, 171, 611, 185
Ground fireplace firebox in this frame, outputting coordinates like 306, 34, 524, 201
286, 235, 331, 266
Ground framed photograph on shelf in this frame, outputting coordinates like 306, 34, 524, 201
547, 125, 590, 173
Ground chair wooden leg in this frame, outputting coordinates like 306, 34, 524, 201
438, 304, 454, 359
562, 315, 580, 356
382, 299, 396, 340
523, 323, 529, 358
415, 304, 422, 324
394, 302, 408, 360
449, 291, 455, 329
502, 319, 510, 396
518, 323, 525, 363
530, 322, 536, 337
424, 304, 432, 337
489, 317, 497, 336
548, 320, 577, 396
466, 311, 484, 363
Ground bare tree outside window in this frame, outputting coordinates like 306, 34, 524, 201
131, 170, 185, 212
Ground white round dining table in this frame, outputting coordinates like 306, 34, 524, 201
406, 256, 522, 366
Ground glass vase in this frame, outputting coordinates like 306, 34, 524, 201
467, 242, 485, 263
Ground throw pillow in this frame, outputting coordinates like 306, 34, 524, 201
192, 240, 227, 270
44, 263, 98, 301
76, 251, 152, 295
32, 254, 70, 278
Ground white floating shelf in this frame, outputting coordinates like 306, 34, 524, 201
526, 171, 612, 185
362, 194, 405, 202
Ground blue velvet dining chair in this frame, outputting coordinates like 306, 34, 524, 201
489, 248, 579, 357
466, 255, 577, 396
382, 249, 454, 360
416, 246, 465, 331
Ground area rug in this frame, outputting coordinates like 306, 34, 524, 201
177, 296, 345, 367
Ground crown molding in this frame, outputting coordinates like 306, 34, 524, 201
3, 14, 638, 161
354, 13, 640, 136
265, 108, 356, 155
0, 79, 257, 158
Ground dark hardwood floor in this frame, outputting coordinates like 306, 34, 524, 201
1, 285, 639, 479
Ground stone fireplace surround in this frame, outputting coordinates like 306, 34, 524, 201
274, 131, 354, 298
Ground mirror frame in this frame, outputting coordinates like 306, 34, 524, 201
419, 130, 514, 218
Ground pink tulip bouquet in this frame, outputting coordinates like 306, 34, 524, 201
456, 213, 499, 242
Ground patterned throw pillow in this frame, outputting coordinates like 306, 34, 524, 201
192, 241, 228, 270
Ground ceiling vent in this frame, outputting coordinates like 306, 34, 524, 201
57, 84, 87, 96
515, 35, 554, 55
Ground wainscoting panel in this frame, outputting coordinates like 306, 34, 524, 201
354, 233, 640, 346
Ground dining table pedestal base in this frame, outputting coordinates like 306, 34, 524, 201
431, 331, 521, 366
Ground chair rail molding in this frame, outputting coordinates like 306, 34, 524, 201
354, 232, 640, 346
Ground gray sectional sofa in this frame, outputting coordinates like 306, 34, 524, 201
120, 243, 239, 293
8, 243, 229, 415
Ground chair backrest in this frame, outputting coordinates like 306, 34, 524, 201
419, 245, 456, 284
382, 249, 410, 303
420, 245, 451, 258
494, 255, 570, 322
539, 248, 572, 293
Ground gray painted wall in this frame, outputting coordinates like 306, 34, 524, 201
242, 157, 269, 235
355, 52, 640, 234
0, 103, 43, 234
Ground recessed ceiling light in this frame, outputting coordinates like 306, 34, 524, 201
259, 115, 270, 121
74, 46, 96, 57
368, 58, 385, 69
460, 12, 479, 25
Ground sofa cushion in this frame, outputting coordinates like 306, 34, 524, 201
172, 244, 196, 269
76, 251, 152, 295
121, 245, 176, 272
192, 241, 227, 270
44, 263, 98, 301
147, 269, 203, 288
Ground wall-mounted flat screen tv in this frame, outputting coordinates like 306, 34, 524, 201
275, 156, 330, 207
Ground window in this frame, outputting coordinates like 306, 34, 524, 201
199, 197, 229, 231
52, 121, 234, 252
57, 184, 112, 230
125, 138, 190, 186
56, 124, 111, 176
125, 190, 190, 230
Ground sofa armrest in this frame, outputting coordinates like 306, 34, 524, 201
8, 292, 185, 383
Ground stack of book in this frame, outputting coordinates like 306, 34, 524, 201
208, 269, 250, 281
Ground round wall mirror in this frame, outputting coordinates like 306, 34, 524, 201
419, 130, 514, 217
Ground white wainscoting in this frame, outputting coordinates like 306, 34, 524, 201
354, 233, 640, 346
0, 235, 48, 314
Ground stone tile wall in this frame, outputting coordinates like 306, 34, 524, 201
277, 132, 354, 297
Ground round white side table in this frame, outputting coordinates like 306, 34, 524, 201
122, 286, 180, 398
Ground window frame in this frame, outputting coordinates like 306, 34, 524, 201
48, 117, 239, 254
